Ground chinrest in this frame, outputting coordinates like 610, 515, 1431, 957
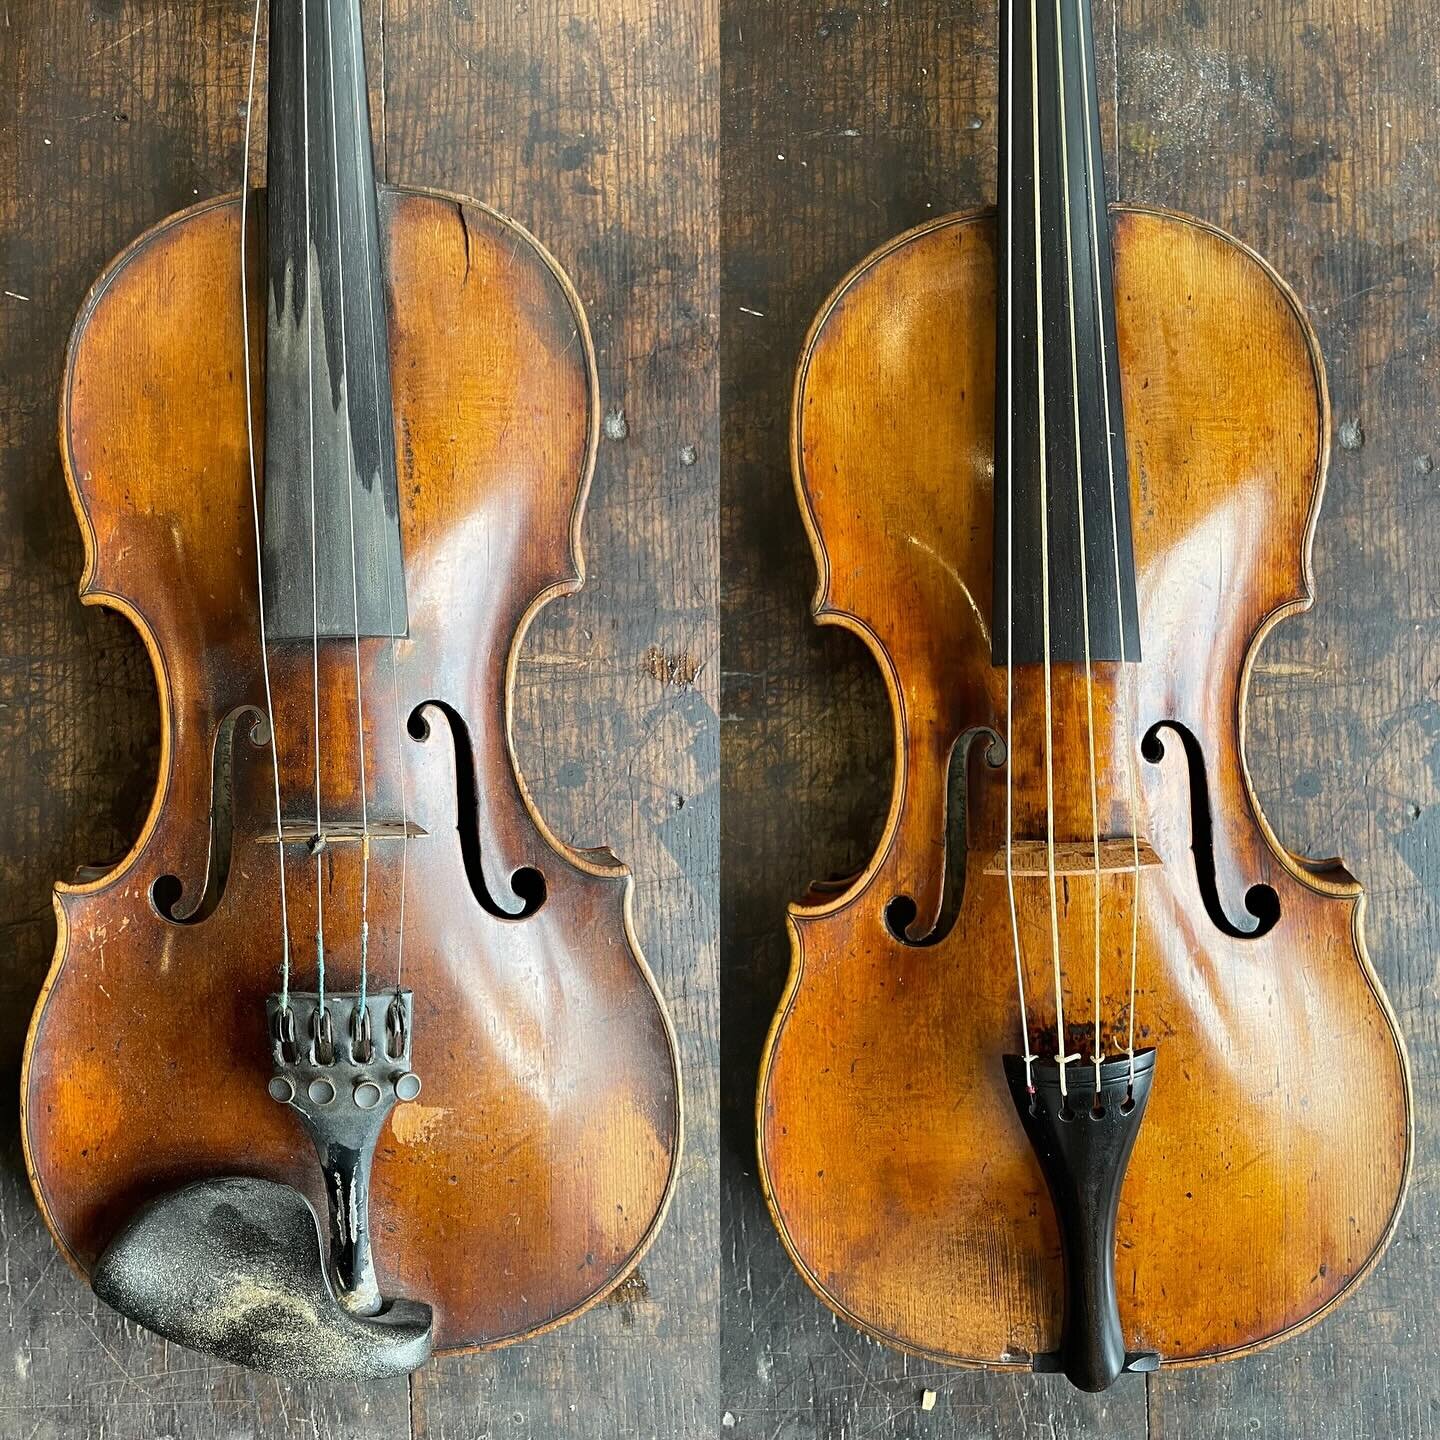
93, 1176, 434, 1380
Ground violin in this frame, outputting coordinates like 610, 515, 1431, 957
21, 0, 680, 1379
758, 0, 1410, 1393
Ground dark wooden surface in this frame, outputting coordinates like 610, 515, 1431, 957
721, 0, 1440, 1435
0, 1, 716, 1436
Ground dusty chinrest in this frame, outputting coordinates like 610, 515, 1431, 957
93, 1176, 434, 1380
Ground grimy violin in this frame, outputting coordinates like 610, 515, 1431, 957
759, 0, 1411, 1394
21, 0, 679, 1379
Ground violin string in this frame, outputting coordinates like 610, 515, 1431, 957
1004, 0, 1034, 1094
301, 0, 328, 1007
1075, 0, 1143, 1085
348, 20, 411, 992
1123, 664, 1141, 1080
1028, 0, 1074, 1096
240, 0, 293, 1008
1052, 0, 1105, 1096
323, 0, 372, 1012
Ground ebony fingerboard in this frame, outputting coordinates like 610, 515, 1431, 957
263, 0, 407, 641
991, 0, 1140, 667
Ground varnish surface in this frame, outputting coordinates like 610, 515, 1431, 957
759, 206, 1409, 1365
24, 188, 681, 1353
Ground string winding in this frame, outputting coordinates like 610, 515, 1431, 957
300, 0, 328, 1008
1026, 0, 1075, 1097
323, 1, 374, 1012
1052, 0, 1105, 1096
347, 20, 413, 992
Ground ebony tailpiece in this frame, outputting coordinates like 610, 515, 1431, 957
1003, 1048, 1159, 1391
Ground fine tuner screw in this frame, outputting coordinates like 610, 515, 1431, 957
267, 993, 421, 1112
267, 1071, 421, 1108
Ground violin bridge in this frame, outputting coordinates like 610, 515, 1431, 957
982, 838, 1162, 878
257, 820, 428, 846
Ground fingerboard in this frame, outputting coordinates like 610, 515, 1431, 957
262, 0, 407, 641
990, 0, 1140, 666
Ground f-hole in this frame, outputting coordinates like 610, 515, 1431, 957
1142, 719, 1280, 938
409, 701, 547, 920
886, 727, 1005, 946
152, 705, 264, 925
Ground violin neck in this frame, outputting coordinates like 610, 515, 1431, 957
262, 0, 408, 642
990, 0, 1141, 668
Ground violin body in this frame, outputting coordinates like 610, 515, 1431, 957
758, 206, 1410, 1366
23, 186, 681, 1352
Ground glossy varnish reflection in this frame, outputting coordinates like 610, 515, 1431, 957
759, 207, 1411, 1365
21, 189, 681, 1351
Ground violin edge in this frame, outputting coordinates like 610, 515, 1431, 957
24, 184, 686, 1356
762, 202, 1414, 1369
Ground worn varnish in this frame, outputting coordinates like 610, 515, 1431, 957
22, 186, 680, 1350
0, 0, 716, 1435
722, 0, 1440, 1434
758, 204, 1410, 1365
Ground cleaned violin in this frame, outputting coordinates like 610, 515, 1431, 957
758, 0, 1410, 1392
22, 0, 679, 1378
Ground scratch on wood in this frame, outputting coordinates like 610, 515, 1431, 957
644, 645, 704, 689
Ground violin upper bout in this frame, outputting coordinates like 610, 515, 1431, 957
382, 187, 599, 614
381, 188, 624, 894
1113, 206, 1330, 632
62, 198, 258, 648
1113, 207, 1353, 908
790, 212, 1000, 924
